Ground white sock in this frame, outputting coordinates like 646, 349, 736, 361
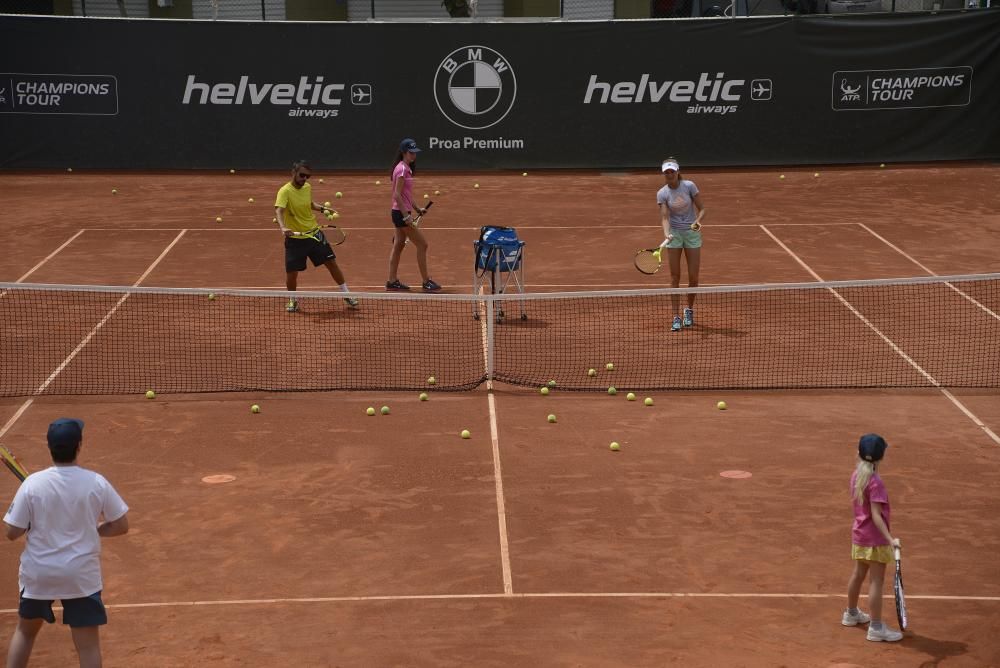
338, 283, 349, 293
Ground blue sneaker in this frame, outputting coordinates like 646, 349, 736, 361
671, 316, 682, 332
285, 299, 299, 313
683, 307, 694, 327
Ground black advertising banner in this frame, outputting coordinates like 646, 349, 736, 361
1, 12, 998, 170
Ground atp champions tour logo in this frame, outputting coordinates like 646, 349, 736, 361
434, 45, 517, 130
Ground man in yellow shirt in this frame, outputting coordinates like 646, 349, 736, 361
274, 160, 358, 311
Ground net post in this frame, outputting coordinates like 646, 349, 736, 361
486, 296, 495, 382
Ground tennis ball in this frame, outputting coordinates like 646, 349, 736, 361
251, 404, 260, 414
229, 168, 235, 174
248, 197, 254, 203
427, 376, 436, 385
522, 172, 528, 177
610, 441, 620, 451
474, 183, 480, 189
376, 180, 381, 185
208, 293, 216, 301
380, 406, 390, 415
813, 172, 819, 178
419, 392, 429, 401
318, 178, 324, 184
335, 191, 343, 199
626, 392, 636, 401
324, 201, 331, 207
366, 407, 375, 416
644, 397, 654, 406
547, 380, 557, 387
461, 429, 471, 439
588, 368, 597, 377
434, 190, 441, 195
779, 175, 785, 180
547, 414, 557, 423
331, 212, 340, 219
145, 390, 155, 399
215, 216, 223, 223
607, 387, 617, 396
111, 188, 117, 194
540, 387, 550, 395
880, 163, 886, 168
717, 401, 728, 410
606, 363, 615, 371
67, 167, 73, 172
423, 193, 430, 199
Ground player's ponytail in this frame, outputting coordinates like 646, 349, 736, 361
853, 458, 875, 505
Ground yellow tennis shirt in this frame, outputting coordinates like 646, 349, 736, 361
274, 182, 318, 236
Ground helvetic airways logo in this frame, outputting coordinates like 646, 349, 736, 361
182, 75, 369, 119
832, 67, 973, 111
434, 46, 517, 130
582, 72, 771, 115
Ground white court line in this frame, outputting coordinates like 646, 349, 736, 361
0, 231, 86, 300
859, 222, 1000, 323
0, 590, 996, 614
82, 222, 861, 232
0, 232, 187, 439
762, 225, 1000, 446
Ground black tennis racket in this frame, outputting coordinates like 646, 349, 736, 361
410, 200, 434, 228
634, 236, 672, 275
893, 545, 908, 631
275, 218, 346, 245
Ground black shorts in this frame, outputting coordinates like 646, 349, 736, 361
391, 209, 410, 229
285, 233, 336, 272
19, 590, 107, 627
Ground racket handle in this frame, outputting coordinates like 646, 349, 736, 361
893, 546, 901, 560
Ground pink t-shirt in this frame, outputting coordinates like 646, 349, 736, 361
391, 161, 413, 212
850, 470, 891, 546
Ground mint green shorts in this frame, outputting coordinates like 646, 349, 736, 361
666, 229, 702, 249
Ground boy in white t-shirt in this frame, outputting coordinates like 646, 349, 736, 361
4, 418, 129, 668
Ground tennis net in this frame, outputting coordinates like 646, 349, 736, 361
1, 273, 998, 396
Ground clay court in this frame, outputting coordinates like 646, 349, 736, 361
1, 163, 999, 666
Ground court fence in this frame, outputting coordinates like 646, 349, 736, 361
2, 273, 998, 396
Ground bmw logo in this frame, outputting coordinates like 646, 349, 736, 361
434, 45, 517, 130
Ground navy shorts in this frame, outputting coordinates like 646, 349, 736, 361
285, 233, 335, 272
391, 209, 410, 229
19, 590, 107, 627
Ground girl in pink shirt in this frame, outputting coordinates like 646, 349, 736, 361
843, 433, 903, 642
386, 138, 441, 292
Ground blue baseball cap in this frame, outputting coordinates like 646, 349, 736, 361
47, 418, 84, 449
399, 138, 421, 153
858, 433, 888, 462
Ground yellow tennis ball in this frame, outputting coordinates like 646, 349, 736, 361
779, 175, 785, 180
380, 406, 390, 415
474, 183, 480, 189
111, 188, 117, 194
331, 212, 340, 219
813, 172, 819, 178
522, 172, 528, 177
880, 163, 886, 168
215, 216, 223, 223
540, 387, 550, 395
607, 387, 617, 396
434, 189, 441, 195
248, 197, 254, 203
652, 250, 661, 260
145, 390, 155, 399
461, 429, 471, 439
318, 178, 324, 184
419, 392, 429, 401
547, 414, 557, 423
335, 191, 343, 199
644, 397, 654, 406
626, 392, 636, 401
207, 293, 216, 301
547, 380, 557, 387
251, 404, 260, 414
427, 376, 436, 385
423, 193, 429, 199
588, 368, 597, 377
717, 401, 728, 410
67, 167, 73, 172
366, 407, 375, 416
376, 180, 381, 185
610, 441, 620, 451
229, 168, 235, 174
606, 363, 614, 371
324, 201, 331, 207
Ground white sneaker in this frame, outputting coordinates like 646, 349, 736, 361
285, 299, 299, 313
867, 624, 903, 642
842, 609, 871, 626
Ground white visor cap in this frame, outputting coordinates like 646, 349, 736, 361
661, 160, 680, 173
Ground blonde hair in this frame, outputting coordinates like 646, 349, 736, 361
853, 458, 876, 504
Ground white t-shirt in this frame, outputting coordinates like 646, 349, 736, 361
4, 465, 128, 599
656, 179, 700, 230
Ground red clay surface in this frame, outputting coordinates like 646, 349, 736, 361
1, 163, 999, 666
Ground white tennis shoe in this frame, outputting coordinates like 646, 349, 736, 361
841, 609, 871, 626
866, 624, 903, 642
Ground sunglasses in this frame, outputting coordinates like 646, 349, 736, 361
298, 173, 312, 179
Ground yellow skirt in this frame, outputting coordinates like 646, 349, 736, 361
852, 544, 894, 564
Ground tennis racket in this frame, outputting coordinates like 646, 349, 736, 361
275, 218, 346, 245
410, 200, 434, 228
633, 236, 673, 275
0, 445, 29, 482
893, 545, 908, 630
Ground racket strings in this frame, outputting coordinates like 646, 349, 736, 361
634, 250, 661, 275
